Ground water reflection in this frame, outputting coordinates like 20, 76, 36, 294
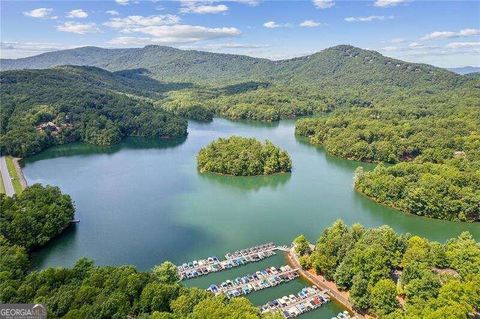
198, 172, 292, 192
22, 136, 187, 164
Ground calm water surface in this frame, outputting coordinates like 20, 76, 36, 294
23, 118, 480, 318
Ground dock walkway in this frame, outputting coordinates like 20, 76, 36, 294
177, 243, 276, 280
260, 286, 330, 318
207, 265, 299, 298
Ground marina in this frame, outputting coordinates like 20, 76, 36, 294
260, 286, 331, 318
207, 265, 299, 298
177, 242, 277, 280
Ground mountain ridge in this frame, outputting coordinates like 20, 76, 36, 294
448, 66, 480, 75
1, 44, 464, 87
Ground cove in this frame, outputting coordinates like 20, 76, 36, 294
23, 118, 479, 318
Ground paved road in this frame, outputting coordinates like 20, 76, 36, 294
0, 156, 15, 196
287, 249, 365, 319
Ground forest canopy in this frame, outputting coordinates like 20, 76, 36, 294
295, 85, 480, 222
0, 67, 188, 157
0, 184, 75, 250
300, 220, 480, 318
197, 136, 292, 176
354, 163, 480, 222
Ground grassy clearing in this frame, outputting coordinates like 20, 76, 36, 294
6, 156, 23, 194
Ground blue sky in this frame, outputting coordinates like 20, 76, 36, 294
1, 0, 479, 67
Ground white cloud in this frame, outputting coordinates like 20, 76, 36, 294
263, 21, 289, 29
380, 38, 480, 67
299, 20, 323, 27
407, 42, 438, 49
374, 0, 409, 8
446, 42, 480, 49
0, 41, 80, 58
57, 22, 100, 34
108, 37, 171, 45
204, 43, 270, 49
381, 46, 398, 52
180, 1, 229, 14
23, 8, 57, 19
313, 0, 335, 9
382, 42, 438, 52
130, 25, 240, 39
104, 13, 239, 44
345, 15, 394, 22
231, 0, 259, 6
106, 10, 120, 16
104, 15, 181, 30
67, 9, 88, 18
408, 42, 423, 48
116, 0, 130, 5
181, 42, 270, 50
421, 28, 480, 40
389, 37, 405, 44
108, 23, 240, 45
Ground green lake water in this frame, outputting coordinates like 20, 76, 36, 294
23, 118, 480, 318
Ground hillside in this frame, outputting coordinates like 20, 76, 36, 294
1, 45, 477, 155
0, 66, 187, 157
278, 45, 465, 89
1, 45, 276, 85
0, 45, 467, 88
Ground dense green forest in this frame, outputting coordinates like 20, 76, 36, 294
3, 45, 475, 124
355, 162, 480, 222
295, 81, 480, 221
197, 136, 292, 176
0, 184, 75, 250
156, 45, 476, 122
0, 184, 280, 319
2, 45, 479, 221
295, 220, 480, 318
0, 66, 187, 157
1, 45, 468, 88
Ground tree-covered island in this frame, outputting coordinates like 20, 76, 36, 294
197, 136, 292, 176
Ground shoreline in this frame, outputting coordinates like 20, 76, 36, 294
13, 157, 28, 190
354, 185, 479, 224
285, 249, 366, 319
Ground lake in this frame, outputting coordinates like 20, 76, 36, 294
23, 118, 480, 318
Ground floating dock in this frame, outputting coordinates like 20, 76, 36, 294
177, 242, 277, 280
206, 265, 299, 298
331, 311, 354, 319
260, 286, 330, 319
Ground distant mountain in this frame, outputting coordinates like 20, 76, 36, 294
448, 66, 480, 75
0, 45, 466, 88
0, 45, 275, 85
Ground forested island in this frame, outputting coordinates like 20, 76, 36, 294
294, 221, 480, 318
197, 136, 292, 176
